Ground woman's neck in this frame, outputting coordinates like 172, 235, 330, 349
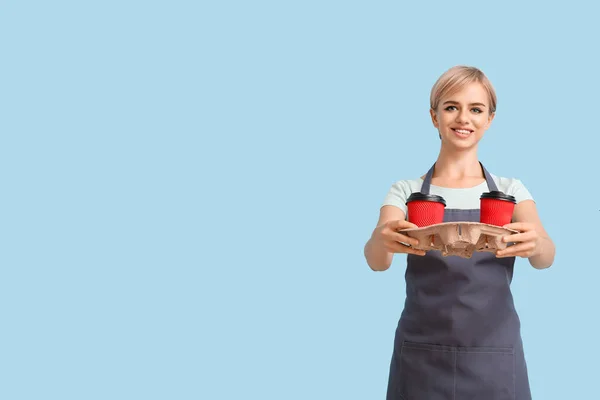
433, 147, 482, 180
420, 147, 486, 188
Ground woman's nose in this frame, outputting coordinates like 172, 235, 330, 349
455, 110, 469, 123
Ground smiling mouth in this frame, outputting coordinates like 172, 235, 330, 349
452, 128, 473, 137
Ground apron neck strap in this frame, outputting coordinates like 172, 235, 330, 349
421, 161, 498, 194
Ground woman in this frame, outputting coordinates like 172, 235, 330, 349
364, 66, 555, 400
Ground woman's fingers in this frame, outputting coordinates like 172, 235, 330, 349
385, 240, 426, 256
503, 222, 533, 231
392, 232, 419, 247
503, 230, 536, 243
388, 219, 419, 231
401, 221, 420, 230
382, 220, 425, 255
385, 220, 420, 246
497, 241, 536, 258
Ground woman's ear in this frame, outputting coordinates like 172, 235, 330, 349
486, 112, 495, 129
430, 108, 439, 128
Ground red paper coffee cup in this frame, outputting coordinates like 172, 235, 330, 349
480, 191, 516, 226
406, 193, 446, 227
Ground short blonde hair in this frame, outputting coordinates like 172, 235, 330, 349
430, 66, 497, 114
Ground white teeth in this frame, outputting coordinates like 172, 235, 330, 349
454, 129, 471, 135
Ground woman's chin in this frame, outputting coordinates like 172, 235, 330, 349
442, 137, 479, 149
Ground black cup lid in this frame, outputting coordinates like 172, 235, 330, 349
480, 191, 516, 203
406, 192, 446, 206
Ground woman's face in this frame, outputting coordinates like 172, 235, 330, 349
430, 82, 495, 149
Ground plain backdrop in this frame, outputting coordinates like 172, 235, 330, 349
2, 1, 598, 399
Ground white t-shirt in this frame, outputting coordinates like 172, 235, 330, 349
382, 174, 534, 214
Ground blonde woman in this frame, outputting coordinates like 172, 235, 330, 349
364, 66, 555, 399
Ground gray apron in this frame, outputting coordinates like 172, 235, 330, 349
386, 162, 531, 400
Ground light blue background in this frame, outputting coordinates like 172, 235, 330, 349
1, 1, 597, 399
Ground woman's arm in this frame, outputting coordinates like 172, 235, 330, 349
364, 206, 404, 271
497, 199, 555, 269
364, 206, 424, 271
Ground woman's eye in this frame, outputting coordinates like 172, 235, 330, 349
444, 106, 457, 111
472, 108, 482, 113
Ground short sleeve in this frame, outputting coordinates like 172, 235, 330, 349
382, 180, 411, 214
506, 179, 535, 204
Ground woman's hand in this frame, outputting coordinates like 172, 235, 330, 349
372, 220, 426, 256
496, 222, 541, 258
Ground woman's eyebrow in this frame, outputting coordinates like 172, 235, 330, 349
442, 100, 487, 107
